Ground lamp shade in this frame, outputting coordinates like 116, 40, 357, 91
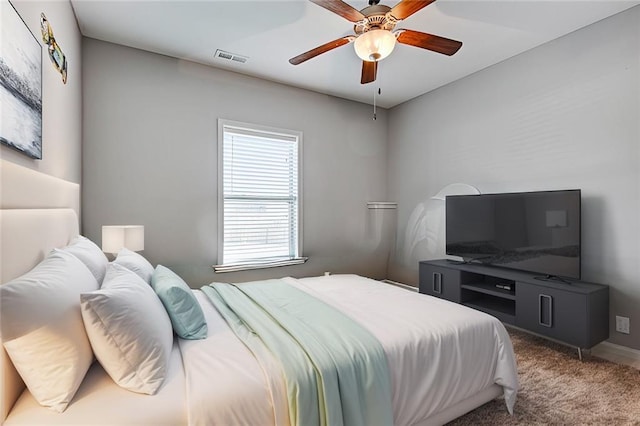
354, 29, 396, 62
102, 225, 144, 253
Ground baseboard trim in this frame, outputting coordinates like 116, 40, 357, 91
591, 341, 640, 370
381, 279, 418, 292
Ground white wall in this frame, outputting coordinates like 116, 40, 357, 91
82, 39, 390, 286
1, 0, 82, 183
387, 7, 640, 349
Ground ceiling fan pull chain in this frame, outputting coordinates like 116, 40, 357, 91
373, 87, 381, 121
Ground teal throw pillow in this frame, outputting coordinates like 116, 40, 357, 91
151, 265, 208, 339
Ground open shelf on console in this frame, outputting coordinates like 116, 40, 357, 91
462, 296, 516, 324
460, 273, 516, 324
461, 279, 516, 324
461, 282, 516, 300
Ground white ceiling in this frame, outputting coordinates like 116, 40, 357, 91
70, 0, 639, 108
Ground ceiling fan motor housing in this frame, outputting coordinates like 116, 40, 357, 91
354, 5, 398, 35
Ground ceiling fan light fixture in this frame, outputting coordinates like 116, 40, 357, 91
354, 29, 396, 62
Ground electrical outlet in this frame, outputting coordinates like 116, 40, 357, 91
616, 316, 630, 334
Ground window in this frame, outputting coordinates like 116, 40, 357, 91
215, 120, 305, 272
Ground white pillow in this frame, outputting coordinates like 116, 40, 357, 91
0, 250, 99, 412
113, 248, 154, 284
80, 263, 173, 394
58, 235, 109, 283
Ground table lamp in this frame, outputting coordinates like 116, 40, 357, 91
102, 225, 144, 254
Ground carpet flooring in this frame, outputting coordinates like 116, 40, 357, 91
447, 328, 640, 425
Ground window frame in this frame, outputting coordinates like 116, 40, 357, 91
215, 119, 305, 273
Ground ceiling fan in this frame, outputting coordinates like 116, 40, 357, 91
289, 0, 463, 84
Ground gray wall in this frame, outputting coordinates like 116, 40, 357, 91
83, 7, 639, 349
387, 7, 640, 349
82, 39, 390, 286
1, 0, 82, 183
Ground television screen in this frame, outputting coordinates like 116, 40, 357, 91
445, 190, 581, 279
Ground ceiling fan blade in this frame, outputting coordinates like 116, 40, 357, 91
388, 0, 436, 21
396, 29, 462, 56
289, 36, 355, 65
361, 61, 377, 84
309, 0, 366, 23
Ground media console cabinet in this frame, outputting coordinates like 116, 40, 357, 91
419, 259, 609, 359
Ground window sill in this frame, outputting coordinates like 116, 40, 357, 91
213, 257, 308, 273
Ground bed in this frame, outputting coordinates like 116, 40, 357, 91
0, 160, 518, 425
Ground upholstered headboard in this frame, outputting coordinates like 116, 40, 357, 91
0, 160, 80, 420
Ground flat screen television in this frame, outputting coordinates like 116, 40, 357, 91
445, 189, 581, 280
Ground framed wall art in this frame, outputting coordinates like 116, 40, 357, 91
0, 0, 43, 159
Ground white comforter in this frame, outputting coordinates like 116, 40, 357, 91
179, 275, 518, 426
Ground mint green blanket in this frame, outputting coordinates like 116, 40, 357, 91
201, 280, 393, 426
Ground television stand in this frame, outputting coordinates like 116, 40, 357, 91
534, 275, 573, 285
419, 260, 609, 357
446, 256, 492, 265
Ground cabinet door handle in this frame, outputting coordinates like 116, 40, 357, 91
433, 272, 442, 294
539, 294, 553, 327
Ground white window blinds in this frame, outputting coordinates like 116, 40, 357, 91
217, 120, 304, 271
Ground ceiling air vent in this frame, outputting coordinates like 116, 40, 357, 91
214, 49, 248, 64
